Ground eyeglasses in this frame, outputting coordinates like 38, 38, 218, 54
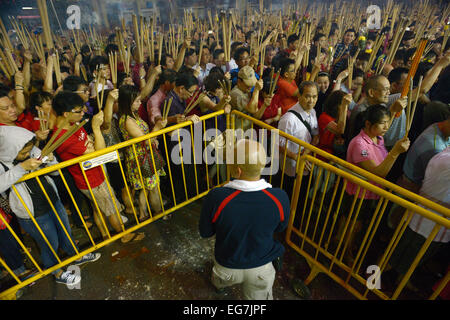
70, 108, 84, 114
75, 89, 89, 94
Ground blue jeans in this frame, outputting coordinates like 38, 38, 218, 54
0, 227, 26, 275
18, 200, 78, 274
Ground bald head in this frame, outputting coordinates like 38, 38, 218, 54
363, 75, 390, 104
232, 139, 267, 180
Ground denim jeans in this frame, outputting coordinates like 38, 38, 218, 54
18, 200, 78, 274
0, 227, 26, 275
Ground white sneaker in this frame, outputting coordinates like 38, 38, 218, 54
121, 214, 128, 224
55, 270, 81, 286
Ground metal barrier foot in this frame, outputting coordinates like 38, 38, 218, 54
304, 264, 322, 286
292, 278, 311, 299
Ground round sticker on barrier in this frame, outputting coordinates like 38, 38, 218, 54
83, 161, 93, 169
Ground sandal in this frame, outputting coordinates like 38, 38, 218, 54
121, 232, 145, 244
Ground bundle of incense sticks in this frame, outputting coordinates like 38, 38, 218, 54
2, 47, 19, 74
54, 50, 62, 87
0, 17, 13, 51
0, 55, 10, 79
303, 22, 311, 69
365, 33, 385, 73
406, 75, 423, 135
95, 75, 106, 111
422, 42, 434, 59
157, 33, 163, 66
386, 18, 409, 65
145, 19, 154, 63
41, 119, 89, 159
71, 29, 81, 53
132, 15, 142, 64
404, 77, 413, 137
26, 28, 44, 62
259, 44, 266, 77
80, 65, 88, 83
198, 37, 205, 69
0, 48, 13, 78
38, 110, 49, 132
218, 79, 231, 96
441, 26, 449, 56
161, 98, 173, 121
115, 28, 128, 71
396, 38, 428, 118
9, 17, 29, 50
108, 52, 118, 88
37, 0, 54, 49
269, 70, 281, 96
40, 118, 68, 156
221, 13, 232, 62
184, 91, 206, 116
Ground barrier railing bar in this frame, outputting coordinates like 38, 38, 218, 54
311, 169, 332, 244
177, 129, 189, 201
301, 166, 323, 250
79, 164, 111, 239
429, 269, 449, 300
316, 175, 341, 260
339, 189, 366, 263
35, 176, 79, 255
58, 169, 96, 246
147, 138, 166, 213
99, 166, 125, 232
0, 208, 43, 274
232, 111, 450, 218
202, 120, 210, 191
12, 185, 62, 264
189, 125, 200, 196
392, 224, 441, 299
131, 143, 153, 219
162, 133, 177, 207
354, 198, 388, 275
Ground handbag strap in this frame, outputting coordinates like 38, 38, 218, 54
288, 110, 313, 137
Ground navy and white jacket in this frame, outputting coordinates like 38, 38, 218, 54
199, 179, 290, 269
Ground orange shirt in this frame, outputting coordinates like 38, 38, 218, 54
277, 77, 298, 114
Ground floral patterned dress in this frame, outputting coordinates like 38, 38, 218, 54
119, 114, 166, 191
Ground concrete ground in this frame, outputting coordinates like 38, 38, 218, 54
6, 197, 442, 300
5, 199, 357, 300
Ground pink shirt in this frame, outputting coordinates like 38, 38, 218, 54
346, 130, 388, 199
146, 88, 166, 127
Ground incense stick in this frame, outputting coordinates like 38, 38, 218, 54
41, 118, 68, 156
108, 52, 117, 88
162, 97, 173, 121
407, 75, 423, 133
42, 119, 89, 158
270, 71, 280, 96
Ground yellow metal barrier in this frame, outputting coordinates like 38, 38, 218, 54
231, 110, 449, 300
0, 110, 228, 300
1, 109, 448, 300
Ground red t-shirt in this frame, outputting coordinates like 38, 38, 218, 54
0, 112, 35, 130
52, 127, 104, 190
277, 78, 298, 114
318, 112, 336, 155
257, 93, 282, 121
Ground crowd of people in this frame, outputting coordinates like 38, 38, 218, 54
0, 1, 449, 299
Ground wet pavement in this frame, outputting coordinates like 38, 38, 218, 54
10, 199, 356, 300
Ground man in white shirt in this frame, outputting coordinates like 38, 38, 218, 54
277, 81, 319, 199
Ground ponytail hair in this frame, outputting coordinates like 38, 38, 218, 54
352, 104, 390, 139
